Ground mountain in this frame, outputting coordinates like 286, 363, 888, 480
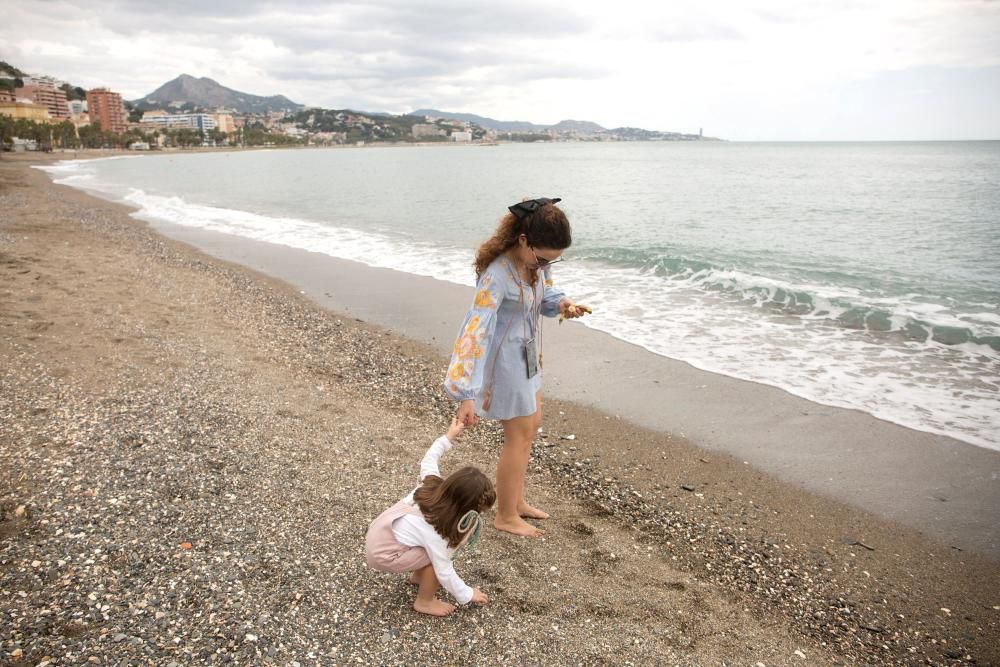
413, 108, 713, 141
133, 74, 303, 114
413, 109, 611, 134
549, 119, 606, 133
411, 108, 549, 133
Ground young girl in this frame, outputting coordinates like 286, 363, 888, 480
365, 417, 494, 616
444, 197, 590, 537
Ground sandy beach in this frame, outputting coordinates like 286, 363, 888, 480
155, 206, 1000, 559
2, 152, 998, 665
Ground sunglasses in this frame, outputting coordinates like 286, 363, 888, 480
530, 248, 565, 268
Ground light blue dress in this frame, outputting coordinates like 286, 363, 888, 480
444, 255, 566, 420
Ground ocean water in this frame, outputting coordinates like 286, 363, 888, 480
39, 142, 1000, 450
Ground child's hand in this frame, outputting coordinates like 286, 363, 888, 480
446, 416, 466, 442
470, 588, 488, 604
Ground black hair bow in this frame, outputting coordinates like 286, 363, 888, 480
508, 197, 562, 219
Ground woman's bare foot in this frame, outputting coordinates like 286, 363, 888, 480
413, 598, 455, 617
518, 502, 550, 520
494, 515, 544, 537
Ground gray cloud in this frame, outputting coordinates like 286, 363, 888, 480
94, 0, 337, 20
88, 0, 593, 43
263, 34, 609, 81
55, 0, 606, 106
8, 0, 999, 137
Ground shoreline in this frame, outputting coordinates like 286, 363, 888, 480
47, 149, 999, 559
37, 149, 1000, 450
3, 153, 998, 665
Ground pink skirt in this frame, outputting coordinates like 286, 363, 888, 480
365, 500, 431, 573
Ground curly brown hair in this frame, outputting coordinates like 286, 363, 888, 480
474, 202, 572, 281
413, 466, 496, 548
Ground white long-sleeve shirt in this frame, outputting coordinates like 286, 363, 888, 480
391, 435, 474, 605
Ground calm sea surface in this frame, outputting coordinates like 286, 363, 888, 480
42, 142, 1000, 450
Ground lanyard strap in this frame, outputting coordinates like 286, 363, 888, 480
503, 258, 540, 340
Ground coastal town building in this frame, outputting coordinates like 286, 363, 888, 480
14, 77, 69, 119
140, 111, 217, 132
210, 112, 235, 133
311, 131, 347, 144
86, 88, 128, 133
266, 111, 287, 128
450, 131, 472, 142
0, 100, 52, 123
0, 90, 15, 103
412, 123, 445, 139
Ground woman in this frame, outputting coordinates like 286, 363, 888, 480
444, 197, 590, 537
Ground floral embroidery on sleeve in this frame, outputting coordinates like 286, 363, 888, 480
475, 285, 496, 308
444, 274, 502, 399
447, 316, 483, 383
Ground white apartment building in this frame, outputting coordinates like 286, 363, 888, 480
140, 111, 217, 132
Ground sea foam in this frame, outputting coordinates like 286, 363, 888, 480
37, 156, 1000, 452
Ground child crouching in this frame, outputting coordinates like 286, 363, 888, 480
365, 417, 495, 616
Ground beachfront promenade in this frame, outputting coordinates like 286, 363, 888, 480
1, 153, 997, 665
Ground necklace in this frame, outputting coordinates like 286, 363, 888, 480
505, 250, 536, 285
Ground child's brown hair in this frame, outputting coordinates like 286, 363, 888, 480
413, 466, 496, 548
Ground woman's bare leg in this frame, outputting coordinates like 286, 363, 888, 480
412, 564, 455, 616
494, 413, 544, 537
517, 393, 549, 519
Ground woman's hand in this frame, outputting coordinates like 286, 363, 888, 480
559, 299, 592, 322
456, 400, 478, 427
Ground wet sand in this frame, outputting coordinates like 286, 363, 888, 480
152, 208, 1000, 559
2, 152, 998, 665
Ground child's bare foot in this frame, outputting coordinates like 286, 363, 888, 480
518, 502, 550, 520
494, 515, 544, 537
413, 598, 455, 617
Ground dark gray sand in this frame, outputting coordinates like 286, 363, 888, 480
2, 153, 998, 666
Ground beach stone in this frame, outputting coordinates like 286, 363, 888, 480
1, 159, 996, 667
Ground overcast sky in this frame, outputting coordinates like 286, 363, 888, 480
6, 0, 1000, 140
